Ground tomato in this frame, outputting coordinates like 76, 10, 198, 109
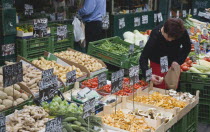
185, 57, 190, 62
182, 66, 189, 71
187, 60, 192, 66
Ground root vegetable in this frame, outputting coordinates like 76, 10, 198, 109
14, 84, 21, 91
0, 105, 5, 110
16, 98, 24, 104
4, 87, 13, 96
3, 99, 13, 108
21, 93, 28, 100
7, 96, 14, 101
14, 90, 21, 99
0, 91, 7, 100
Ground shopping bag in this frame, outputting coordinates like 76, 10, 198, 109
72, 17, 85, 42
165, 65, 181, 90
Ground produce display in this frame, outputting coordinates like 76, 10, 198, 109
132, 92, 187, 109
81, 77, 98, 89
16, 24, 33, 33
102, 110, 155, 132
6, 105, 49, 132
54, 50, 104, 72
32, 57, 84, 82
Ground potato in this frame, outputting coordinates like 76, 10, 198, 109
21, 93, 28, 100
4, 87, 13, 96
7, 96, 14, 101
14, 90, 21, 99
0, 105, 5, 111
3, 99, 13, 108
16, 98, 24, 104
0, 91, 7, 100
14, 84, 21, 91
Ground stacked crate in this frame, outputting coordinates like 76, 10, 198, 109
0, 0, 17, 65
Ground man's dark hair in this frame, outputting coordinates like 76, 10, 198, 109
163, 18, 185, 39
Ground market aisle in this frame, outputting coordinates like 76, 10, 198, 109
198, 123, 210, 132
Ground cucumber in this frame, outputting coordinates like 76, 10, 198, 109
73, 121, 81, 126
70, 124, 81, 132
64, 124, 73, 132
62, 128, 68, 132
63, 117, 77, 122
78, 117, 88, 127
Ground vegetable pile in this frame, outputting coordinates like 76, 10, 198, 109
6, 105, 49, 132
81, 77, 98, 89
54, 50, 104, 72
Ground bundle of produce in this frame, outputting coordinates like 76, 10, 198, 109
102, 110, 155, 132
132, 92, 187, 109
32, 57, 84, 82
54, 50, 104, 72
168, 89, 196, 102
6, 105, 49, 132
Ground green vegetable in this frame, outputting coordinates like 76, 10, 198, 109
78, 117, 88, 127
189, 67, 207, 78
62, 128, 68, 132
52, 95, 62, 103
64, 124, 73, 132
73, 121, 81, 126
41, 101, 49, 110
63, 117, 77, 122
70, 124, 81, 131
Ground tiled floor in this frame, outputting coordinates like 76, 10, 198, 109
198, 123, 210, 132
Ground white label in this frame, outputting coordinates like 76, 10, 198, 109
134, 17, 140, 27
170, 11, 172, 18
183, 10, 187, 17
154, 13, 158, 22
160, 56, 168, 73
119, 18, 125, 29
193, 8, 197, 16
142, 15, 148, 24
194, 42, 200, 54
158, 13, 163, 22
24, 4, 33, 15
177, 10, 179, 18
139, 40, 144, 48
146, 68, 152, 82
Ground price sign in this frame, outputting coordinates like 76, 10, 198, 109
190, 56, 197, 62
154, 13, 158, 22
160, 56, 168, 73
42, 68, 54, 79
158, 13, 163, 22
111, 69, 124, 94
66, 70, 76, 86
24, 4, 33, 15
134, 17, 140, 27
183, 10, 187, 17
57, 13, 64, 21
129, 44, 134, 54
0, 113, 5, 131
129, 65, 139, 85
146, 68, 152, 82
98, 72, 107, 88
170, 11, 172, 18
57, 25, 68, 41
203, 29, 208, 36
3, 62, 23, 87
142, 15, 148, 24
45, 117, 62, 132
193, 8, 197, 16
139, 40, 144, 48
194, 42, 200, 54
33, 18, 48, 37
203, 42, 208, 54
189, 9, 191, 15
119, 18, 125, 29
102, 14, 110, 30
1, 43, 15, 56
177, 10, 179, 18
83, 97, 96, 118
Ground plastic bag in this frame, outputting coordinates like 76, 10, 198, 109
72, 17, 85, 42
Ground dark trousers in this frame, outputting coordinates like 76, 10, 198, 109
85, 21, 102, 52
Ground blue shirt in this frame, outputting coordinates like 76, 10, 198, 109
78, 0, 106, 22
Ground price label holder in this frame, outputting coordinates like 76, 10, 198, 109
0, 113, 5, 132
57, 25, 68, 41
24, 4, 33, 15
83, 97, 96, 119
66, 70, 76, 86
183, 10, 187, 18
139, 40, 144, 48
42, 68, 54, 79
119, 18, 125, 29
33, 18, 48, 38
129, 44, 134, 54
194, 42, 200, 55
146, 68, 152, 82
193, 8, 197, 16
98, 72, 107, 89
45, 116, 62, 132
177, 10, 179, 18
158, 13, 163, 22
129, 65, 139, 111
134, 17, 140, 27
160, 56, 168, 73
154, 13, 158, 22
142, 15, 148, 24
1, 43, 15, 56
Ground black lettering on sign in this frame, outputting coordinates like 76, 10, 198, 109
45, 117, 62, 132
66, 70, 76, 86
39, 86, 59, 103
98, 72, 107, 88
1, 43, 15, 56
160, 56, 168, 73
129, 44, 134, 54
24, 4, 33, 15
57, 25, 68, 41
146, 68, 152, 82
42, 68, 54, 79
83, 107, 95, 119
111, 69, 124, 94
39, 75, 58, 91
33, 18, 48, 38
3, 62, 23, 87
83, 97, 96, 113
129, 65, 139, 85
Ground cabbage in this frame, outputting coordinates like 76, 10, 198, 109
123, 31, 135, 41
60, 100, 69, 106
67, 103, 78, 113
52, 95, 62, 103
41, 101, 49, 110
78, 104, 83, 114
124, 39, 134, 44
49, 101, 60, 115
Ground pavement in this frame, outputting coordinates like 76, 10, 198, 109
198, 123, 210, 132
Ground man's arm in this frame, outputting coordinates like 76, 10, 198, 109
78, 0, 96, 17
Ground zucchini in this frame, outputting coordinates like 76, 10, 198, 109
73, 121, 81, 126
62, 128, 68, 132
63, 117, 77, 122
64, 124, 73, 132
70, 124, 81, 132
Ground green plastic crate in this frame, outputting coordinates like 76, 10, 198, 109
198, 101, 210, 124
180, 82, 210, 101
0, 35, 15, 44
0, 54, 16, 66
16, 36, 53, 60
49, 24, 73, 35
180, 72, 210, 84
0, 8, 16, 36
0, 0, 13, 8
88, 37, 142, 69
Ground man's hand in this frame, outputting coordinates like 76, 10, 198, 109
171, 61, 180, 70
151, 74, 164, 85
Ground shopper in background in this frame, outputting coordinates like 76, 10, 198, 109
140, 18, 191, 89
78, 0, 106, 53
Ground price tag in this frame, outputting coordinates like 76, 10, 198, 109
57, 13, 64, 21
154, 13, 158, 22
111, 69, 124, 94
160, 56, 168, 73
83, 97, 96, 118
134, 17, 140, 27
198, 11, 203, 17
1, 43, 15, 56
24, 4, 33, 15
146, 68, 152, 82
177, 10, 179, 18
129, 65, 139, 85
102, 14, 110, 30
98, 72, 107, 88
189, 9, 191, 15
158, 13, 163, 22
3, 62, 23, 87
57, 25, 68, 41
193, 8, 197, 16
33, 18, 48, 38
139, 40, 144, 48
170, 11, 172, 18
183, 10, 187, 17
142, 15, 148, 24
203, 42, 208, 54
42, 68, 54, 79
66, 70, 76, 86
194, 42, 200, 54
119, 18, 125, 29
190, 56, 197, 62
0, 113, 5, 131
129, 44, 134, 54
45, 117, 62, 132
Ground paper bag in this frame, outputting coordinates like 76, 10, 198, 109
165, 65, 181, 90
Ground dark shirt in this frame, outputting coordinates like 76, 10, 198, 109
139, 25, 191, 78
